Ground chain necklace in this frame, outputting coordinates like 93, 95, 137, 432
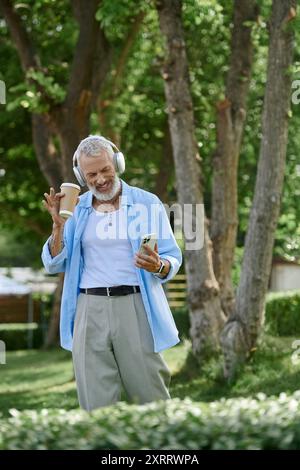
94, 181, 122, 226
104, 210, 113, 227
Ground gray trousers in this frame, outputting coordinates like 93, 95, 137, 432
71, 291, 172, 411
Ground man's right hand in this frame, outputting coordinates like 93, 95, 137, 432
42, 187, 67, 227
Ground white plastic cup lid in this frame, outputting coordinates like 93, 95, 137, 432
60, 183, 81, 190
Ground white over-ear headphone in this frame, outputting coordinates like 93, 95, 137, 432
72, 135, 126, 187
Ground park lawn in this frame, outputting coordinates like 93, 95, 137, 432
0, 334, 300, 417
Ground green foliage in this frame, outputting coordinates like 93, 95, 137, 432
172, 307, 190, 340
174, 290, 300, 339
96, 0, 149, 42
0, 323, 43, 350
0, 328, 297, 450
7, 69, 66, 113
265, 290, 300, 336
0, 0, 299, 265
0, 335, 300, 448
275, 151, 300, 258
0, 226, 47, 268
2, 391, 300, 449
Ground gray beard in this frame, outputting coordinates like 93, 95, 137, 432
87, 175, 121, 202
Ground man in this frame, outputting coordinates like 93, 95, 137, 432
41, 135, 182, 411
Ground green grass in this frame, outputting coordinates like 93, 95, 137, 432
168, 335, 300, 402
0, 349, 78, 415
1, 335, 300, 417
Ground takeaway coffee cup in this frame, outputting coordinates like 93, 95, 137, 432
59, 183, 81, 219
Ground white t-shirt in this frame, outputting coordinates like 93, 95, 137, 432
79, 206, 139, 288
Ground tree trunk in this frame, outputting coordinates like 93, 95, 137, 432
220, 0, 296, 379
156, 0, 226, 357
210, 0, 259, 318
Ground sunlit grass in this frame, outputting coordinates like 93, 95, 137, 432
0, 335, 299, 417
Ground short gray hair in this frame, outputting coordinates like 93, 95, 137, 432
76, 135, 114, 166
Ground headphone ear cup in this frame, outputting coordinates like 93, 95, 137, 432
114, 152, 125, 174
73, 165, 86, 187
72, 150, 86, 187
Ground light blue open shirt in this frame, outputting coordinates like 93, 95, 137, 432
41, 178, 183, 353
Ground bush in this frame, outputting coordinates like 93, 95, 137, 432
0, 323, 44, 350
265, 290, 300, 336
173, 290, 300, 338
172, 307, 190, 339
1, 392, 300, 449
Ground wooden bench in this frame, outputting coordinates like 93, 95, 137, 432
164, 274, 187, 308
0, 295, 40, 323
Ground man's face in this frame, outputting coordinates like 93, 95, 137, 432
80, 151, 121, 202
80, 151, 115, 192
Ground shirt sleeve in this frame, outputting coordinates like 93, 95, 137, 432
152, 196, 182, 284
41, 224, 68, 274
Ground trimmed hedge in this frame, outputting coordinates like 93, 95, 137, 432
173, 307, 190, 339
0, 323, 44, 350
173, 290, 300, 338
265, 290, 300, 336
1, 392, 300, 450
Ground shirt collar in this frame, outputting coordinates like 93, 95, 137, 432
78, 178, 133, 209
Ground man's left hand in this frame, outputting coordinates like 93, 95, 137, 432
134, 242, 161, 273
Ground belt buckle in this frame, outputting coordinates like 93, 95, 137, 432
133, 286, 137, 293
106, 287, 111, 296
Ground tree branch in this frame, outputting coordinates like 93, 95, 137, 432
92, 8, 145, 104
31, 114, 63, 189
65, 0, 103, 109
111, 9, 146, 98
226, 0, 259, 130
96, 10, 146, 132
0, 0, 39, 71
90, 26, 114, 105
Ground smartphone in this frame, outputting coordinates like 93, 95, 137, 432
138, 233, 157, 255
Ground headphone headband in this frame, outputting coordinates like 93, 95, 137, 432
100, 137, 120, 153
73, 136, 119, 165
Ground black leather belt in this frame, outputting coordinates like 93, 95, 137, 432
79, 285, 140, 296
